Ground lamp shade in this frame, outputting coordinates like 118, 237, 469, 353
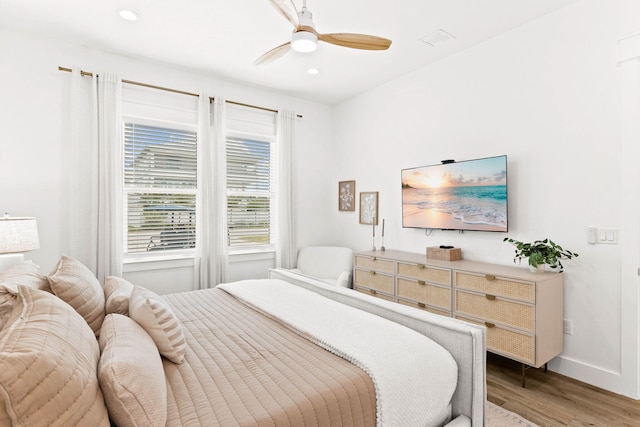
0, 217, 40, 254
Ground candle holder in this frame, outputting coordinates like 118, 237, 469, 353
371, 216, 376, 251
380, 236, 385, 252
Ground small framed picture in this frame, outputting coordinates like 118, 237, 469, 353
359, 192, 378, 225
338, 180, 356, 211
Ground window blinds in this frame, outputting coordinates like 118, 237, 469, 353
124, 123, 197, 253
226, 136, 274, 247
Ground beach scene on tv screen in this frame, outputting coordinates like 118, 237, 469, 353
402, 156, 507, 232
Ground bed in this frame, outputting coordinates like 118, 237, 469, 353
0, 257, 486, 427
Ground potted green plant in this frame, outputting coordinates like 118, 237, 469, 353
503, 237, 578, 272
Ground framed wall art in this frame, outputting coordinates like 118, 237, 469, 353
359, 191, 379, 225
338, 180, 356, 211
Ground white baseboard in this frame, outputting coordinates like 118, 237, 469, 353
549, 355, 633, 399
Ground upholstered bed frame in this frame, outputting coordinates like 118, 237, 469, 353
269, 268, 487, 427
0, 257, 486, 427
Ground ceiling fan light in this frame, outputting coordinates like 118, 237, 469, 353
291, 31, 318, 53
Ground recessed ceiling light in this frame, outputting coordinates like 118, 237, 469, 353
420, 29, 455, 47
307, 68, 319, 75
118, 9, 139, 22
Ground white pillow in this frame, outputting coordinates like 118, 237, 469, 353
129, 285, 186, 364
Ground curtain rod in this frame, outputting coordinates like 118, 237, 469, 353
58, 66, 302, 118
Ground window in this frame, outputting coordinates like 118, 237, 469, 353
123, 123, 197, 254
226, 136, 274, 247
225, 105, 277, 250
121, 85, 199, 257
121, 89, 278, 258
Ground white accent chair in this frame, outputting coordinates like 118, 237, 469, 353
289, 246, 354, 288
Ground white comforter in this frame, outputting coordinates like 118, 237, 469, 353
219, 279, 458, 427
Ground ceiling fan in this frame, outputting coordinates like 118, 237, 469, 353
255, 0, 392, 65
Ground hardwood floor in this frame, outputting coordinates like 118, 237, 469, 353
486, 353, 640, 426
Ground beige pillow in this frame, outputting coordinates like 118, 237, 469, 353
0, 261, 51, 294
104, 276, 134, 316
0, 289, 16, 331
0, 286, 109, 426
99, 314, 167, 426
47, 255, 105, 336
129, 285, 186, 364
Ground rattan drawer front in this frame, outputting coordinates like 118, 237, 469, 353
455, 290, 534, 331
398, 298, 451, 317
354, 255, 394, 273
397, 262, 451, 286
456, 315, 535, 364
397, 278, 450, 310
354, 269, 394, 294
455, 272, 535, 303
355, 286, 394, 302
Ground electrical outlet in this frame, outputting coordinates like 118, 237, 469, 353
563, 319, 573, 335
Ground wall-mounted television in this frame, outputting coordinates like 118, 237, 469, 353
401, 155, 508, 232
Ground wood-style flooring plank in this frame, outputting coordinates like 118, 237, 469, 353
486, 353, 640, 426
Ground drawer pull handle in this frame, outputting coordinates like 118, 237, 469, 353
484, 322, 496, 328
418, 303, 426, 308
485, 294, 496, 301
372, 257, 377, 261
485, 274, 496, 281
370, 271, 377, 275
417, 280, 426, 286
370, 289, 377, 295
417, 264, 425, 269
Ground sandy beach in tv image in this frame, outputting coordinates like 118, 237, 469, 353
401, 156, 507, 232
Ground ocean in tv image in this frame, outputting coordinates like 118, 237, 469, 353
402, 156, 507, 232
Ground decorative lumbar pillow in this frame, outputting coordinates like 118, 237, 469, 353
98, 313, 168, 426
0, 261, 51, 294
129, 285, 186, 364
104, 276, 134, 316
46, 255, 105, 336
0, 286, 110, 426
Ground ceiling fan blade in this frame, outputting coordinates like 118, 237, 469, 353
268, 0, 299, 28
254, 42, 292, 65
318, 33, 392, 50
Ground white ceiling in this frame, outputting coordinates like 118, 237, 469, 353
0, 0, 578, 105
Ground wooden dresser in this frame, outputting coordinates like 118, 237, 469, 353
353, 249, 564, 378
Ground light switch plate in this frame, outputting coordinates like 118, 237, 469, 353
597, 228, 618, 244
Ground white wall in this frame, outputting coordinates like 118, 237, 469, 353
329, 0, 639, 397
0, 27, 334, 288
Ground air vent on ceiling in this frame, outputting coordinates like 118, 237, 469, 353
420, 29, 456, 47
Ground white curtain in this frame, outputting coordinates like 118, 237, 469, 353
275, 109, 296, 269
66, 70, 122, 282
194, 96, 227, 289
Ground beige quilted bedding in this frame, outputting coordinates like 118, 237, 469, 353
162, 288, 377, 427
